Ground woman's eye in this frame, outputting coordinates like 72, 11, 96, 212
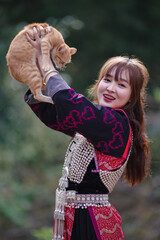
119, 83, 126, 87
104, 78, 111, 82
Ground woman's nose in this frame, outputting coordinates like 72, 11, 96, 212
107, 82, 116, 92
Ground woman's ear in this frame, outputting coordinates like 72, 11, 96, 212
70, 47, 77, 55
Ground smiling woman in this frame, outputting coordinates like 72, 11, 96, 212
23, 25, 151, 240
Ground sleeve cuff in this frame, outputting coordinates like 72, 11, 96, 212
46, 74, 70, 97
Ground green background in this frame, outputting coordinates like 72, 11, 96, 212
0, 0, 160, 239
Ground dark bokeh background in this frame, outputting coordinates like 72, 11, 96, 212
0, 0, 160, 239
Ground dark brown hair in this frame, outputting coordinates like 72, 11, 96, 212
89, 56, 151, 186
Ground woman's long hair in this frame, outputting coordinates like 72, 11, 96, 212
89, 56, 151, 186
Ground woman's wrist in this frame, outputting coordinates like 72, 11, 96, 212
46, 74, 70, 98
43, 69, 59, 84
36, 54, 59, 83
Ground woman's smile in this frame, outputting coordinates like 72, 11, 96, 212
103, 93, 116, 102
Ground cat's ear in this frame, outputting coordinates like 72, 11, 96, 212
70, 48, 77, 55
58, 44, 65, 53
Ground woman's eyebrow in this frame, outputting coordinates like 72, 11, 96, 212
120, 78, 129, 84
106, 73, 129, 84
106, 73, 112, 77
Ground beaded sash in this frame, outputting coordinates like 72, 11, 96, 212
99, 160, 128, 193
65, 133, 95, 183
99, 135, 132, 193
65, 133, 132, 192
53, 133, 131, 240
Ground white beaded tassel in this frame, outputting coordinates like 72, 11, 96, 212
53, 166, 69, 240
53, 188, 66, 240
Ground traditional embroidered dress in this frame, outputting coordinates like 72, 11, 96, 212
24, 74, 132, 240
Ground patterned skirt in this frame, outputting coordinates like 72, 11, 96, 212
53, 204, 124, 240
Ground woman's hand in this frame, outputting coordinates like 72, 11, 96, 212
26, 26, 57, 80
26, 26, 46, 60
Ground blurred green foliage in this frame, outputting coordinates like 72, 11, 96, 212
32, 227, 53, 240
0, 0, 160, 239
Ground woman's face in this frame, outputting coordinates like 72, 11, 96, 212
97, 68, 132, 109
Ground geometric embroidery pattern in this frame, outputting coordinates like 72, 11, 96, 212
92, 205, 124, 240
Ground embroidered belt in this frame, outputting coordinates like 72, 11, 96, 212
65, 191, 110, 208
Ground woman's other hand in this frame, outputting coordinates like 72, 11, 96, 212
25, 26, 56, 78
26, 26, 50, 58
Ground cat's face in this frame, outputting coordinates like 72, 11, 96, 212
52, 44, 77, 69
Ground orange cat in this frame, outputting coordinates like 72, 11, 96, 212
6, 23, 77, 104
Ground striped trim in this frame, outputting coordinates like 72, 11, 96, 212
116, 109, 132, 159
88, 206, 102, 240
122, 124, 132, 159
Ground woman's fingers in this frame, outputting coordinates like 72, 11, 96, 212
39, 26, 45, 37
26, 25, 51, 49
26, 27, 41, 52
25, 28, 40, 48
26, 25, 51, 44
40, 25, 51, 36
46, 26, 51, 33
26, 32, 36, 47
33, 27, 40, 42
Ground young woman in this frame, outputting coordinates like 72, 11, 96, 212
24, 27, 151, 240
